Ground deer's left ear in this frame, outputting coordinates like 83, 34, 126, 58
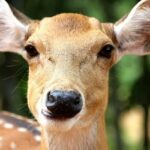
114, 0, 150, 58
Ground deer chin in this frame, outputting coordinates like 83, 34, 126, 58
35, 100, 82, 131
35, 97, 96, 132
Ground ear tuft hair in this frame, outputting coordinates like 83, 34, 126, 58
115, 0, 150, 57
0, 0, 28, 53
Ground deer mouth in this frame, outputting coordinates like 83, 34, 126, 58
41, 109, 77, 120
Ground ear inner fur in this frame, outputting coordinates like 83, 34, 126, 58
114, 0, 150, 56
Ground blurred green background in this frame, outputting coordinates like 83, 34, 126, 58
0, 0, 149, 150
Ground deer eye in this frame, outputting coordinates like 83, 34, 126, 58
24, 44, 39, 58
98, 44, 114, 58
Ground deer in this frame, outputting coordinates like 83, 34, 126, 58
0, 0, 149, 149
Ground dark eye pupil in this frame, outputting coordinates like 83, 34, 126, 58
98, 44, 114, 58
24, 45, 39, 58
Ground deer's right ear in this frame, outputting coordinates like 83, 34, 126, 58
0, 0, 30, 54
114, 0, 150, 59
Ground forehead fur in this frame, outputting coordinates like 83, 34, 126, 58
51, 13, 91, 32
26, 13, 117, 56
37, 13, 101, 36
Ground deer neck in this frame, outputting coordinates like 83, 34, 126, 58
40, 117, 108, 150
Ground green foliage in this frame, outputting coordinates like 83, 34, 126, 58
116, 56, 142, 102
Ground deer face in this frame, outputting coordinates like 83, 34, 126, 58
24, 14, 117, 130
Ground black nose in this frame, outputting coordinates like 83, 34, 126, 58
45, 90, 83, 119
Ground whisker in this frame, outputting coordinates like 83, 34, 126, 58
11, 71, 27, 95
6, 64, 19, 68
2, 65, 27, 80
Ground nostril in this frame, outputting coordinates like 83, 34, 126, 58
69, 91, 81, 105
47, 92, 56, 103
73, 97, 81, 105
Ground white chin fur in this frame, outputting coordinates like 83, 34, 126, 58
36, 99, 83, 132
